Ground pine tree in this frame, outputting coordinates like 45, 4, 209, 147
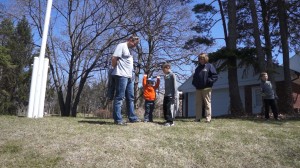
0, 18, 15, 114
0, 17, 34, 115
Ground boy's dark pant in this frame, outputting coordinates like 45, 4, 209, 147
264, 99, 278, 119
144, 100, 155, 122
163, 96, 174, 123
107, 69, 115, 100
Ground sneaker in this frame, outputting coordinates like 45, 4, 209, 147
194, 119, 200, 122
143, 120, 149, 123
275, 118, 281, 121
164, 122, 171, 126
164, 122, 174, 126
116, 122, 127, 126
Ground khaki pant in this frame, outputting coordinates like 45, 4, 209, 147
195, 88, 212, 122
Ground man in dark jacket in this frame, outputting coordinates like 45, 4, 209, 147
192, 53, 218, 122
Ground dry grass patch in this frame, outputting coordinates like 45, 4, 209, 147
0, 116, 299, 168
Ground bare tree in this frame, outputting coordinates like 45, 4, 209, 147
17, 0, 145, 117
131, 0, 195, 107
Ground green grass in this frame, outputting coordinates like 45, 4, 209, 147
0, 116, 299, 168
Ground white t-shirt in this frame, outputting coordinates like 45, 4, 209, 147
111, 42, 133, 78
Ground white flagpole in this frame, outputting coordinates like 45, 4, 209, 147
27, 57, 39, 118
38, 58, 49, 118
27, 0, 53, 118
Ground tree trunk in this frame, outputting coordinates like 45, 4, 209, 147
58, 88, 67, 116
227, 0, 245, 116
249, 0, 265, 72
260, 0, 276, 85
277, 0, 294, 113
134, 46, 143, 109
64, 66, 73, 117
49, 62, 67, 116
71, 73, 88, 117
218, 0, 228, 46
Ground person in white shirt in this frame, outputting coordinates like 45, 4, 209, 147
111, 35, 141, 125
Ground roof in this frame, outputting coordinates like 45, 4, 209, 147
178, 59, 300, 92
178, 75, 194, 92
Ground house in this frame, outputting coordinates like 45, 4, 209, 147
178, 54, 300, 117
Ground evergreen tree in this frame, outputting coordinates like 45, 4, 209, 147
0, 17, 34, 115
0, 19, 15, 114
10, 16, 34, 114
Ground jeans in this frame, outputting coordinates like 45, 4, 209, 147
144, 100, 155, 122
113, 75, 138, 123
163, 96, 175, 123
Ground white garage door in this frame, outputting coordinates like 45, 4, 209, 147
252, 86, 262, 114
188, 92, 195, 117
212, 89, 230, 116
186, 87, 246, 117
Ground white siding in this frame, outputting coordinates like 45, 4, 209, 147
289, 54, 300, 72
178, 62, 298, 117
213, 66, 285, 89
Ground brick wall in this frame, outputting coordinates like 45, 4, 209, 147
276, 81, 300, 112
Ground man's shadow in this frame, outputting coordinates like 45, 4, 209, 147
78, 119, 115, 125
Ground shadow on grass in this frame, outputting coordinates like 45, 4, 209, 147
78, 119, 166, 126
151, 121, 168, 125
214, 114, 300, 126
78, 115, 299, 126
175, 114, 300, 126
233, 117, 285, 126
175, 118, 196, 122
78, 120, 115, 125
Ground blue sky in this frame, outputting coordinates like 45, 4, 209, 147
188, 0, 297, 65
1, 0, 294, 65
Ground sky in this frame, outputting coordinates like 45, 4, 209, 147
188, 0, 297, 65
1, 0, 295, 66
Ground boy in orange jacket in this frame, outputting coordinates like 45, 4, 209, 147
143, 74, 160, 122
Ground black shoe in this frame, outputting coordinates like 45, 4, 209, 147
130, 119, 141, 123
194, 119, 200, 122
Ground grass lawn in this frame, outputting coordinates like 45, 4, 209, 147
0, 115, 299, 168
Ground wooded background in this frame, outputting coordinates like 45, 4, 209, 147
0, 0, 299, 117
